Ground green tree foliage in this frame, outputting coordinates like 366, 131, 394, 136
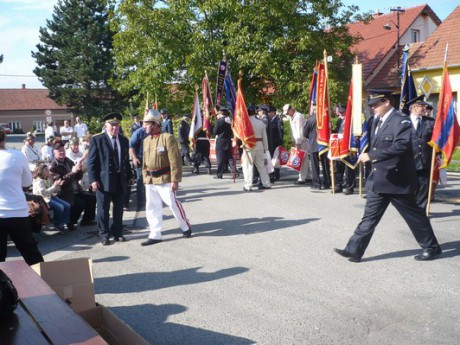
112, 0, 362, 113
32, 0, 125, 118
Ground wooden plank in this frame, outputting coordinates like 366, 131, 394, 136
0, 303, 48, 345
0, 261, 107, 345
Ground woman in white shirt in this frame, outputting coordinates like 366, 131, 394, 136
33, 163, 70, 233
0, 128, 44, 265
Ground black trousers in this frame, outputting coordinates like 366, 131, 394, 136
95, 184, 125, 240
345, 189, 440, 259
415, 169, 430, 209
72, 192, 96, 225
311, 152, 331, 188
0, 217, 44, 265
334, 160, 355, 190
216, 146, 234, 175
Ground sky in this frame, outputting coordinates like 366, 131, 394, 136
0, 0, 458, 89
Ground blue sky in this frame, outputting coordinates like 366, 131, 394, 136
0, 0, 458, 89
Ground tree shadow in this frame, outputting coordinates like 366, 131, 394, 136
110, 303, 254, 345
95, 266, 249, 294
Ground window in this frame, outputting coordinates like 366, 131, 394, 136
33, 120, 46, 133
411, 29, 420, 43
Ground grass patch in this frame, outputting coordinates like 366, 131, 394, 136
447, 147, 460, 173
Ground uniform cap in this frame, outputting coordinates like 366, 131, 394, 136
407, 95, 428, 108
103, 112, 122, 124
367, 89, 393, 106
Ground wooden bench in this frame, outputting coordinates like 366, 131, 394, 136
0, 260, 107, 345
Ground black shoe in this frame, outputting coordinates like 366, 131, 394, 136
294, 180, 306, 185
208, 168, 212, 175
141, 238, 163, 246
343, 189, 354, 195
334, 186, 343, 193
183, 228, 192, 238
67, 223, 76, 231
80, 220, 96, 227
213, 175, 223, 179
333, 248, 361, 262
311, 185, 321, 190
192, 168, 199, 175
114, 236, 127, 242
243, 187, 252, 192
414, 246, 442, 261
258, 185, 271, 190
321, 185, 331, 190
101, 239, 111, 246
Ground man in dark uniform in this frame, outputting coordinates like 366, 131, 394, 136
130, 114, 142, 134
178, 114, 193, 165
160, 109, 174, 134
407, 96, 435, 209
333, 105, 355, 194
213, 107, 235, 179
334, 90, 442, 262
88, 113, 133, 246
191, 129, 212, 175
267, 106, 284, 182
303, 107, 331, 190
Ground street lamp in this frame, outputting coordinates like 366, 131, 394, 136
383, 7, 405, 87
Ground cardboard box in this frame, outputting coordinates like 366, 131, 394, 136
33, 258, 149, 345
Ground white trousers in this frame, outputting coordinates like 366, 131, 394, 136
242, 149, 270, 188
145, 183, 190, 240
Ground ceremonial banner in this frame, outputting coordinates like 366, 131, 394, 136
272, 146, 289, 168
232, 76, 255, 149
153, 94, 158, 110
316, 61, 330, 156
189, 91, 203, 139
215, 61, 227, 109
308, 65, 318, 115
428, 62, 460, 168
399, 66, 417, 115
202, 73, 214, 136
340, 80, 353, 157
224, 70, 237, 116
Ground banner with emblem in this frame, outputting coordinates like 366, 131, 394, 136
215, 61, 227, 109
316, 51, 331, 156
224, 69, 237, 116
286, 147, 306, 171
202, 73, 214, 137
399, 50, 417, 115
232, 75, 255, 150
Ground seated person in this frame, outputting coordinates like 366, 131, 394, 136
49, 139, 96, 230
33, 163, 70, 233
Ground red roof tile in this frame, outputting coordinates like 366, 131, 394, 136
0, 88, 68, 111
411, 6, 460, 70
348, 4, 441, 85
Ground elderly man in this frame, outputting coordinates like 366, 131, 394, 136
87, 113, 133, 245
283, 104, 311, 185
334, 90, 441, 262
21, 132, 42, 171
141, 109, 191, 246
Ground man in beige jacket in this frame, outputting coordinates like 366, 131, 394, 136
141, 109, 192, 246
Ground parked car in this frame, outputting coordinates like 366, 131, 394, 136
0, 123, 12, 134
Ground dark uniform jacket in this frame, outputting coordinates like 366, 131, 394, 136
303, 114, 318, 153
367, 109, 416, 195
213, 117, 233, 151
411, 116, 434, 171
87, 133, 132, 193
178, 120, 191, 146
268, 116, 284, 154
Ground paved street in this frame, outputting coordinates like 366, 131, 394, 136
5, 134, 460, 345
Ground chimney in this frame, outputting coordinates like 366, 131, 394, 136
22, 84, 26, 89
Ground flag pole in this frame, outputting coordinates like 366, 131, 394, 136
324, 51, 335, 193
426, 44, 448, 216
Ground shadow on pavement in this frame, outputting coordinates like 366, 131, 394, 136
110, 303, 254, 345
163, 216, 320, 237
95, 266, 249, 294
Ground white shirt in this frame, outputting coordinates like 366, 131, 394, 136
45, 126, 55, 139
289, 111, 306, 145
74, 123, 88, 138
21, 143, 42, 163
60, 125, 73, 140
41, 144, 54, 162
0, 148, 32, 217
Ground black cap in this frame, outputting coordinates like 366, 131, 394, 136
257, 104, 269, 111
407, 95, 428, 108
103, 112, 122, 124
367, 89, 393, 106
337, 104, 346, 113
268, 105, 276, 112
159, 109, 168, 115
247, 104, 256, 115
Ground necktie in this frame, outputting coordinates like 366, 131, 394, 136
113, 136, 120, 171
375, 118, 383, 135
416, 117, 422, 136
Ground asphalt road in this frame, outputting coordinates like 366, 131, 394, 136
5, 135, 460, 345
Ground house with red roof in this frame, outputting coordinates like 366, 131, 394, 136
411, 6, 460, 117
348, 4, 441, 94
0, 85, 70, 134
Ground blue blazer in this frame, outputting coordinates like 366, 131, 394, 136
367, 109, 417, 194
87, 132, 132, 193
411, 116, 435, 171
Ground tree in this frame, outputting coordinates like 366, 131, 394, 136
32, 0, 124, 118
112, 0, 363, 113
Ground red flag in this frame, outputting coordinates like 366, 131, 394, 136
153, 94, 158, 110
339, 80, 353, 157
316, 62, 330, 156
428, 64, 460, 168
232, 76, 255, 149
202, 74, 214, 137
